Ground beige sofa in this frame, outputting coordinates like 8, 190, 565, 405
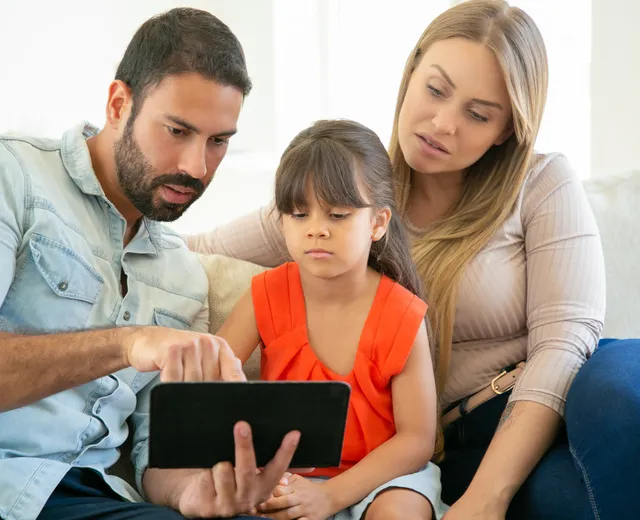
111, 170, 640, 487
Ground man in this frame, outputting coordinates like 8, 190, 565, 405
0, 8, 298, 520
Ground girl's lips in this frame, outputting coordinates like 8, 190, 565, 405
305, 249, 333, 259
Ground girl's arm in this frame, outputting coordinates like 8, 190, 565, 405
216, 289, 261, 364
324, 321, 437, 513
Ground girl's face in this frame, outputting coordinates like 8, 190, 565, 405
398, 37, 513, 177
281, 180, 390, 281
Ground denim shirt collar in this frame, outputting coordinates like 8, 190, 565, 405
60, 122, 164, 255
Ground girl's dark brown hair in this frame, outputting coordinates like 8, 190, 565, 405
276, 119, 444, 462
274, 119, 424, 300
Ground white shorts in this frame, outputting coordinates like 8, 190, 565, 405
310, 462, 449, 519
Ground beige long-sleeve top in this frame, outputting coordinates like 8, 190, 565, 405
186, 153, 606, 416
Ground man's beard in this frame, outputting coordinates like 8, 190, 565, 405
114, 122, 205, 222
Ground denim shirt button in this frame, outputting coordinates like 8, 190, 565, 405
58, 281, 68, 291
123, 311, 131, 321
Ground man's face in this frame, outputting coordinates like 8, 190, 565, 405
114, 73, 243, 221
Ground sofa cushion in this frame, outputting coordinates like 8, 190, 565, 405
584, 171, 640, 339
198, 254, 266, 379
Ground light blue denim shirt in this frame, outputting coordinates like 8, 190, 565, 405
0, 123, 209, 520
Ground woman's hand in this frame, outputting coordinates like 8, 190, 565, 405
443, 491, 507, 520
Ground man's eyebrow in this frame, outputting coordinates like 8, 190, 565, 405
214, 129, 238, 138
163, 114, 237, 137
164, 115, 201, 134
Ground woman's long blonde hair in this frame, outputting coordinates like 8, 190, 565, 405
389, 0, 548, 392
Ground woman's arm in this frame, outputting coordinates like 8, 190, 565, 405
324, 321, 437, 513
447, 400, 560, 517
446, 155, 606, 519
184, 202, 290, 268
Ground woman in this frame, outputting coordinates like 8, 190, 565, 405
186, 1, 640, 519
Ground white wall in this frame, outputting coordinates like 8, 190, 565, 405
1, 0, 635, 232
511, 0, 592, 178
0, 0, 282, 233
0, 0, 275, 155
590, 0, 640, 178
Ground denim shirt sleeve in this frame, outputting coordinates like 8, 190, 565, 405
130, 374, 160, 496
129, 298, 209, 495
191, 293, 210, 334
0, 142, 26, 308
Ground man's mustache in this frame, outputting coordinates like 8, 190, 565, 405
152, 173, 205, 195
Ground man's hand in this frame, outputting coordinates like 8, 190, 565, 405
256, 474, 335, 520
171, 422, 301, 517
145, 422, 301, 517
122, 326, 246, 382
138, 326, 303, 516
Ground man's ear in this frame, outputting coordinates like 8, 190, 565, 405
105, 80, 134, 131
371, 207, 392, 241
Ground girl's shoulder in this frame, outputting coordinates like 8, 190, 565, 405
375, 272, 428, 317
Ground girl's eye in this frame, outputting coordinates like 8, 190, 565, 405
291, 212, 307, 219
330, 213, 350, 220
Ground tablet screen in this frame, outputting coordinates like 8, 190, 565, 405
149, 381, 351, 469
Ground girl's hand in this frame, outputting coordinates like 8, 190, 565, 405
256, 474, 335, 520
249, 473, 292, 516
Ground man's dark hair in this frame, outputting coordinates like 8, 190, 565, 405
115, 7, 251, 117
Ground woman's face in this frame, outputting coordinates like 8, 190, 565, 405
398, 37, 513, 176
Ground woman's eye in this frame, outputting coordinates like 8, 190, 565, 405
469, 111, 489, 123
428, 85, 444, 98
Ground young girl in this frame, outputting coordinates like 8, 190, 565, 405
217, 119, 447, 520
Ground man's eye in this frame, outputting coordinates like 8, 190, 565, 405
167, 126, 186, 137
211, 137, 230, 146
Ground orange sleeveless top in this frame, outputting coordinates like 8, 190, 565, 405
251, 262, 427, 477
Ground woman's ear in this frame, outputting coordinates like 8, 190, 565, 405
371, 207, 392, 241
494, 122, 514, 146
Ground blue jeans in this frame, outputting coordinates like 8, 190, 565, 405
37, 467, 261, 520
439, 338, 640, 520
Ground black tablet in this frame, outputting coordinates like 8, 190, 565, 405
149, 381, 351, 469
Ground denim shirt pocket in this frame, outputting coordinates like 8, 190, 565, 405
152, 308, 192, 331
23, 233, 104, 330
30, 234, 103, 303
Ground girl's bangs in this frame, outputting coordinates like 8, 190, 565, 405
275, 139, 370, 214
